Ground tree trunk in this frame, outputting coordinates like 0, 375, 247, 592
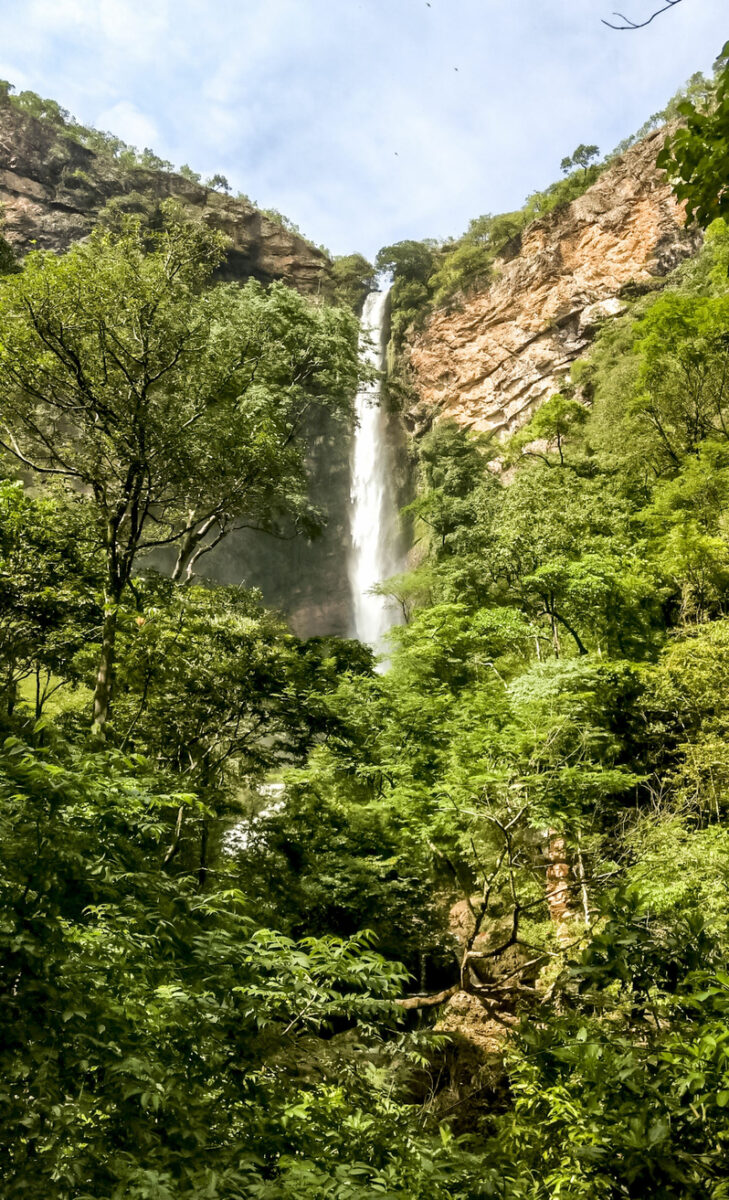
575, 834, 592, 927
172, 513, 223, 584
549, 611, 561, 658
164, 805, 186, 865
171, 527, 195, 583
92, 590, 120, 729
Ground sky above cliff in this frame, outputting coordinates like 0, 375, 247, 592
0, 0, 725, 258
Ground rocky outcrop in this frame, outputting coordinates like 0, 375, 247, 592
0, 101, 331, 294
406, 129, 700, 437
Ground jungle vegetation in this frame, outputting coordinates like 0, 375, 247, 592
2, 40, 729, 1200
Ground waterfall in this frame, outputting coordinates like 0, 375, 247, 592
348, 287, 403, 652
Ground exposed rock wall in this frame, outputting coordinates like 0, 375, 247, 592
2, 105, 699, 633
406, 129, 699, 437
0, 102, 330, 294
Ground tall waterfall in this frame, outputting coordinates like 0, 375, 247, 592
348, 288, 403, 651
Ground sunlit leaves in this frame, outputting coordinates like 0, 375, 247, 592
658, 43, 729, 228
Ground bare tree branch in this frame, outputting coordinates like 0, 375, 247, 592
602, 0, 684, 29
0, 430, 77, 477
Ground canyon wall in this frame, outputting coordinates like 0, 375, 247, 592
0, 101, 330, 294
406, 129, 700, 438
0, 103, 703, 633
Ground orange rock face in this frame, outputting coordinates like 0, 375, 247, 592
407, 129, 699, 437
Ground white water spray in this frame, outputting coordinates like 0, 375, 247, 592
348, 288, 403, 652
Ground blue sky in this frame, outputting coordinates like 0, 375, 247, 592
0, 0, 725, 258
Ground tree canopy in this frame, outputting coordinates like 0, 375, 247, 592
658, 40, 729, 227
0, 204, 359, 726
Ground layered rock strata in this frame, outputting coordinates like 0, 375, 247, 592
0, 102, 330, 293
407, 129, 699, 437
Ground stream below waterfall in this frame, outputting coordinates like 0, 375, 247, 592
348, 287, 403, 652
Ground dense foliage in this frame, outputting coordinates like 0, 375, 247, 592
0, 196, 494, 1198
331, 253, 377, 313
4, 52, 729, 1198
0, 205, 359, 727
659, 41, 729, 227
241, 209, 729, 1195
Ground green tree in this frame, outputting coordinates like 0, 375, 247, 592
627, 291, 729, 471
642, 441, 729, 619
429, 212, 526, 307
11, 88, 70, 127
178, 163, 201, 184
403, 420, 495, 553
650, 618, 729, 818
497, 894, 729, 1198
658, 41, 729, 227
560, 143, 600, 177
375, 239, 436, 284
106, 579, 358, 883
375, 240, 439, 344
0, 480, 101, 717
0, 208, 359, 727
139, 147, 173, 172
3, 730, 493, 1199
206, 172, 231, 193
331, 252, 376, 312
507, 392, 588, 467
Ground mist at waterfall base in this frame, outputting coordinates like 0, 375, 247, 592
348, 287, 404, 657
224, 337, 405, 853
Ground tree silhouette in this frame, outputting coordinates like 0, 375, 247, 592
206, 173, 231, 193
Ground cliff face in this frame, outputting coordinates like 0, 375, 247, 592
406, 129, 699, 437
0, 103, 330, 294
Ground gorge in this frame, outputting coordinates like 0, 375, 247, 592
4, 50, 729, 1196
0, 95, 698, 638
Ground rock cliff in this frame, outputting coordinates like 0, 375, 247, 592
406, 129, 699, 437
0, 101, 330, 294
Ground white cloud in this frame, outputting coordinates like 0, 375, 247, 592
96, 0, 171, 49
25, 0, 94, 30
0, 62, 31, 90
2, 0, 727, 257
25, 0, 170, 55
94, 101, 160, 149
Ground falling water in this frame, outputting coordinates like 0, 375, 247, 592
348, 287, 403, 652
